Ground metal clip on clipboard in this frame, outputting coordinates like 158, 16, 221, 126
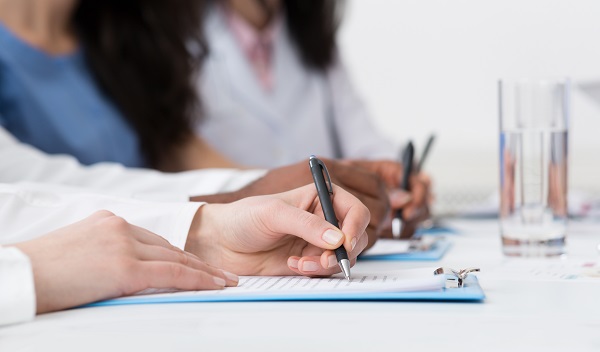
434, 267, 480, 288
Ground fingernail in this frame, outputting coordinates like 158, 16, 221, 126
328, 255, 337, 268
213, 277, 226, 286
288, 258, 299, 269
389, 189, 412, 206
302, 261, 320, 272
351, 237, 358, 251
322, 229, 343, 246
222, 271, 239, 282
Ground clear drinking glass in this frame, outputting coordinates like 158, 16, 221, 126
498, 78, 569, 257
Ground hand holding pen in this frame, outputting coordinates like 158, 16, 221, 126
187, 182, 370, 278
391, 135, 435, 239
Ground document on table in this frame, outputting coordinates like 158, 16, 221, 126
360, 237, 453, 261
90, 268, 486, 307
362, 239, 412, 255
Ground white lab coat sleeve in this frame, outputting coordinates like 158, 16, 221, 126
0, 246, 36, 326
327, 56, 398, 160
0, 126, 266, 202
0, 183, 204, 250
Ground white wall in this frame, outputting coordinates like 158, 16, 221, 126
339, 0, 600, 213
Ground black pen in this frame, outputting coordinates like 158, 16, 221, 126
308, 155, 351, 281
416, 134, 435, 173
392, 141, 414, 239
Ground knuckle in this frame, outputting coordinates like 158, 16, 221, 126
100, 222, 135, 252
169, 263, 185, 281
92, 209, 116, 218
102, 215, 130, 233
114, 258, 141, 293
178, 251, 189, 265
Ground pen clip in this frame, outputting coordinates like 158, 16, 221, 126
316, 158, 334, 195
434, 267, 480, 288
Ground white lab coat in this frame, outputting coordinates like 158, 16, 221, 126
0, 126, 266, 201
197, 9, 396, 169
0, 182, 205, 326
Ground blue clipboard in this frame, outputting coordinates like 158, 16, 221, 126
88, 276, 484, 307
359, 237, 453, 261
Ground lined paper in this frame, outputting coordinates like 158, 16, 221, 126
97, 269, 446, 305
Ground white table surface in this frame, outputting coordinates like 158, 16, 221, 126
2, 219, 600, 352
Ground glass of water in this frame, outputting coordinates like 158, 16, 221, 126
498, 78, 569, 256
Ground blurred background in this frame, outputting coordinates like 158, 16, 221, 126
339, 0, 600, 215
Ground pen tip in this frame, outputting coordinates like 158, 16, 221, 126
339, 259, 351, 281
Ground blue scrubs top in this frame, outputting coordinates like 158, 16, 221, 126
0, 23, 145, 167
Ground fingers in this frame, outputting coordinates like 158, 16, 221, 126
328, 185, 371, 251
286, 230, 368, 277
345, 159, 403, 189
334, 167, 391, 236
352, 191, 390, 234
124, 222, 238, 287
275, 184, 370, 253
138, 262, 231, 291
287, 256, 358, 277
128, 224, 173, 248
334, 162, 388, 199
403, 173, 431, 221
134, 243, 238, 286
332, 163, 391, 238
264, 202, 350, 250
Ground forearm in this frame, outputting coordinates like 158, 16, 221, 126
160, 136, 244, 171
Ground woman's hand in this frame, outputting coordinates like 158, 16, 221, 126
186, 184, 370, 277
191, 157, 389, 250
13, 210, 238, 314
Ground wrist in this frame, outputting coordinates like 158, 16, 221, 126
185, 204, 224, 267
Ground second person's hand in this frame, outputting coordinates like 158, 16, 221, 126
346, 159, 433, 239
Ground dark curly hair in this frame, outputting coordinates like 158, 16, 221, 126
283, 0, 345, 70
73, 0, 207, 168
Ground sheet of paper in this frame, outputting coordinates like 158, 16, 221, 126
165, 270, 442, 295
98, 269, 446, 305
362, 239, 412, 256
